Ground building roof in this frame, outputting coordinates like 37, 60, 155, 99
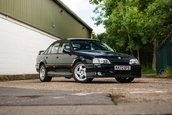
54, 0, 93, 31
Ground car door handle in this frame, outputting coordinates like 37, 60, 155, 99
46, 57, 48, 59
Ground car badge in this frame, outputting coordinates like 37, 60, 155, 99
118, 57, 121, 59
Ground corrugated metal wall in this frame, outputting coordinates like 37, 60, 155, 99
0, 0, 91, 38
0, 15, 57, 75
156, 41, 172, 74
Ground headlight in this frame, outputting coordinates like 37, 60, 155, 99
129, 59, 139, 64
93, 58, 111, 64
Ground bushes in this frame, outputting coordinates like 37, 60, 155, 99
160, 67, 172, 78
141, 66, 156, 74
141, 66, 172, 78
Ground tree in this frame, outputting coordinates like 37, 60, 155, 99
143, 0, 172, 70
91, 0, 146, 62
90, 0, 172, 70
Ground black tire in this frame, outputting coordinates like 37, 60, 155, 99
39, 64, 52, 82
115, 77, 134, 83
72, 62, 93, 83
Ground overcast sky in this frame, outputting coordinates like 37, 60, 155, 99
61, 0, 105, 34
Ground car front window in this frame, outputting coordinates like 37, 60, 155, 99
50, 42, 60, 54
71, 40, 114, 52
58, 42, 70, 53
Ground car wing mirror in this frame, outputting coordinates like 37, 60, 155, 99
38, 50, 44, 55
63, 48, 71, 54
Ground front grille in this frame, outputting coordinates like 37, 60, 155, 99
112, 61, 129, 65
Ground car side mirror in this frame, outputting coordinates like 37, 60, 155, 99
38, 50, 44, 55
63, 48, 71, 54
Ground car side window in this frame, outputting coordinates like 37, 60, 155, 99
44, 45, 53, 54
50, 42, 60, 54
58, 42, 70, 53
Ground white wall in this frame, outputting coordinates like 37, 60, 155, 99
0, 15, 59, 75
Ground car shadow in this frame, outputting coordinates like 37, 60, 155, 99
48, 78, 147, 84
86, 81, 147, 84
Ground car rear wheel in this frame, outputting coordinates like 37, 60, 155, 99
115, 77, 134, 83
39, 64, 52, 82
73, 62, 93, 83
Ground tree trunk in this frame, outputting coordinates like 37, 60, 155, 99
125, 26, 134, 56
128, 33, 134, 56
152, 40, 156, 70
121, 9, 134, 56
137, 49, 140, 63
130, 48, 134, 56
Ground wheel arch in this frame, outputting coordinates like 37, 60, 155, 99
38, 60, 47, 71
72, 59, 82, 68
72, 56, 87, 68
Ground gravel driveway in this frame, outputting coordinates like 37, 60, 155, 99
0, 77, 172, 104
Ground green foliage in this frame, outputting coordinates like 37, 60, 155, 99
144, 0, 172, 44
92, 32, 107, 41
106, 0, 144, 51
160, 67, 172, 78
141, 66, 156, 74
89, 0, 103, 5
90, 0, 172, 69
89, 0, 105, 26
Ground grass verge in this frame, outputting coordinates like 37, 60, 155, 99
0, 74, 38, 81
159, 67, 172, 78
141, 66, 156, 74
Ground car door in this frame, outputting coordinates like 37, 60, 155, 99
44, 41, 60, 70
55, 40, 75, 72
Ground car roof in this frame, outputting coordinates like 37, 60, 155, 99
66, 38, 99, 41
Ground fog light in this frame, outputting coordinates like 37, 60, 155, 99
97, 72, 102, 76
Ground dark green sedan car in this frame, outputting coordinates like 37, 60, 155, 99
36, 38, 141, 83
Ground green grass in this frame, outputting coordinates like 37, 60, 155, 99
141, 66, 172, 78
141, 66, 156, 74
159, 67, 172, 78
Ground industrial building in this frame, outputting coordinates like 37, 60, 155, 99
0, 0, 92, 76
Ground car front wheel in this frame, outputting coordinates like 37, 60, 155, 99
39, 64, 52, 82
73, 62, 93, 83
115, 77, 134, 83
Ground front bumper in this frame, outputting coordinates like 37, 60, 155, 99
35, 64, 39, 72
85, 64, 141, 78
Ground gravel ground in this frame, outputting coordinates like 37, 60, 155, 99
0, 77, 172, 103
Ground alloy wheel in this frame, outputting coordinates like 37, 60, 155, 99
74, 64, 87, 81
40, 65, 45, 81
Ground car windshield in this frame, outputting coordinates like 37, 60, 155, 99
71, 40, 114, 52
